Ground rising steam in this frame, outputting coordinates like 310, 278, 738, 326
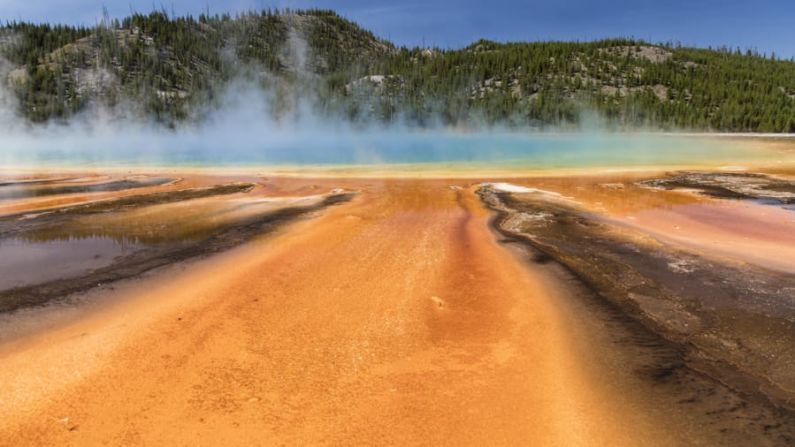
0, 26, 781, 172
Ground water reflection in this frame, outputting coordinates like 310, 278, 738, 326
0, 176, 74, 187
0, 193, 326, 292
0, 177, 173, 200
23, 195, 321, 244
0, 237, 141, 289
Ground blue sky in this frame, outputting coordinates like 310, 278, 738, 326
1, 0, 794, 58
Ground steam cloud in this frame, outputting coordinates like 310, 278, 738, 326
0, 29, 767, 172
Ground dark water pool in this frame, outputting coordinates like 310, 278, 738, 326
0, 236, 142, 289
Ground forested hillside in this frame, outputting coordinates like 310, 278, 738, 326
2, 9, 794, 131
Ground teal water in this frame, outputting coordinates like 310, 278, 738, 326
1, 129, 791, 169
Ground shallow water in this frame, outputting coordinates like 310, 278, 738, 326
0, 190, 332, 295
0, 177, 173, 200
0, 237, 141, 289
22, 195, 326, 244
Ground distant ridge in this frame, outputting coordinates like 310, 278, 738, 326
2, 9, 794, 132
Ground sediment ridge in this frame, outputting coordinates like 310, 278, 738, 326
479, 184, 795, 444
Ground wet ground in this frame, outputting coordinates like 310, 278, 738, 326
641, 171, 795, 206
1, 168, 794, 445
0, 179, 352, 313
0, 176, 174, 200
0, 178, 693, 446
0, 237, 141, 290
480, 176, 795, 444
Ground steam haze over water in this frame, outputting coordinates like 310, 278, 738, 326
1, 7, 793, 172
0, 54, 790, 172
1, 123, 786, 171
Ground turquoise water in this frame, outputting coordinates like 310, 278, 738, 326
1, 128, 791, 169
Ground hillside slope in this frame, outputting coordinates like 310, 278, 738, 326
2, 9, 794, 131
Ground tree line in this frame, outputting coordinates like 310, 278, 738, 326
2, 10, 794, 131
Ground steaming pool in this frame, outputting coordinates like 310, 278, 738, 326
3, 131, 794, 171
